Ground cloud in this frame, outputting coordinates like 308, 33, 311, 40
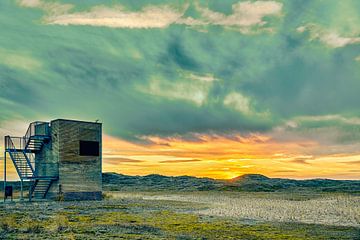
187, 73, 217, 82
0, 48, 42, 71
18, 0, 41, 7
192, 1, 283, 32
103, 157, 145, 163
274, 170, 298, 173
1, 0, 359, 180
270, 114, 360, 158
46, 5, 186, 29
297, 25, 360, 48
223, 92, 269, 117
18, 0, 282, 32
159, 159, 202, 163
320, 33, 360, 48
100, 133, 360, 179
291, 158, 312, 165
19, 0, 186, 29
341, 160, 360, 165
137, 74, 215, 106
295, 115, 360, 126
224, 92, 252, 115
18, 0, 72, 15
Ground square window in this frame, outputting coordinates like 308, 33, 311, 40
79, 140, 99, 156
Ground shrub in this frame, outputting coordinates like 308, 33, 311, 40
102, 192, 112, 200
22, 217, 43, 233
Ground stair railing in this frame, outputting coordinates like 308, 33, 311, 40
5, 135, 14, 150
5, 136, 24, 150
5, 136, 35, 178
24, 121, 50, 138
23, 121, 50, 151
29, 179, 38, 201
27, 153, 36, 176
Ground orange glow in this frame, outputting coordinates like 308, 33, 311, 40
1, 134, 359, 181
101, 134, 360, 180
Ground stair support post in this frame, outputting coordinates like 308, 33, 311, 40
3, 151, 6, 203
20, 179, 23, 201
29, 182, 32, 202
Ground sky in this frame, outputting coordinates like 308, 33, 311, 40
0, 0, 360, 180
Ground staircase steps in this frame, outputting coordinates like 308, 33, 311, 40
8, 151, 34, 179
25, 136, 50, 152
5, 121, 54, 201
30, 178, 56, 200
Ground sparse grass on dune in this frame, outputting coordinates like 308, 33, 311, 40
0, 191, 359, 239
122, 191, 360, 227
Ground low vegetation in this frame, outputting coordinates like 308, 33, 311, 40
129, 192, 360, 227
1, 174, 359, 239
0, 191, 359, 239
102, 173, 360, 193
2, 173, 360, 193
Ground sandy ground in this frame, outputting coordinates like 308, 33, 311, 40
111, 191, 360, 227
1, 191, 359, 239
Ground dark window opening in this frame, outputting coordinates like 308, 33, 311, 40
79, 140, 99, 156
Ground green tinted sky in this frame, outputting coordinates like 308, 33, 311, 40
0, 0, 360, 179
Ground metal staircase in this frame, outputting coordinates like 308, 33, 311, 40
24, 121, 51, 153
4, 121, 57, 201
8, 151, 34, 179
29, 178, 56, 200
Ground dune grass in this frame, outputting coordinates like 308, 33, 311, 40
0, 191, 359, 239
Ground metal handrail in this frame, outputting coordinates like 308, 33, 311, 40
5, 136, 14, 150
23, 121, 50, 151
24, 121, 50, 139
5, 136, 24, 150
27, 153, 36, 174
5, 135, 35, 177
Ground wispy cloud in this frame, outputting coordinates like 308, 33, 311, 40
100, 134, 360, 179
104, 157, 145, 163
223, 92, 270, 118
297, 25, 360, 48
18, 0, 283, 32
291, 158, 312, 165
274, 170, 298, 173
294, 115, 360, 126
0, 48, 42, 71
46, 5, 186, 29
159, 159, 202, 163
187, 73, 218, 82
340, 160, 360, 165
3, 0, 359, 180
19, 0, 72, 15
137, 74, 214, 106
224, 92, 252, 115
19, 0, 186, 28
188, 1, 283, 32
18, 0, 40, 7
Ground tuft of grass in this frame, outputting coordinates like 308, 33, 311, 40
102, 192, 112, 200
56, 194, 64, 201
0, 215, 18, 232
22, 217, 43, 233
52, 214, 70, 232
